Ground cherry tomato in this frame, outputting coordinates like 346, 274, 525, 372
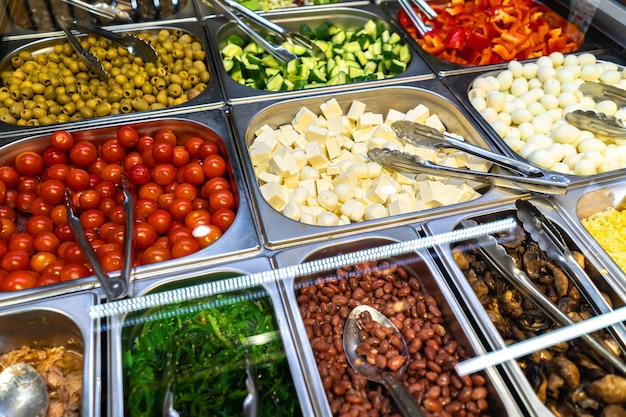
135, 197, 158, 218
39, 179, 66, 205
54, 222, 76, 242
0, 181, 5, 205
155, 128, 177, 146
152, 163, 176, 186
185, 137, 204, 157
0, 218, 16, 241
101, 164, 123, 185
50, 130, 75, 151
15, 151, 44, 176
152, 141, 174, 164
171, 235, 200, 258
0, 239, 7, 258
43, 259, 66, 278
17, 176, 39, 192
108, 205, 126, 225
88, 157, 108, 176
168, 225, 193, 246
30, 252, 57, 273
49, 205, 68, 225
137, 135, 154, 153
182, 162, 205, 186
69, 141, 98, 167
127, 163, 152, 186
43, 147, 69, 166
117, 126, 139, 148
157, 192, 175, 210
201, 177, 231, 199
15, 190, 36, 213
26, 215, 54, 235
209, 189, 235, 212
211, 208, 236, 232
134, 222, 157, 249
78, 189, 102, 210
61, 242, 87, 264
67, 169, 90, 190
193, 224, 222, 248
101, 139, 127, 164
168, 198, 193, 221
183, 209, 212, 230
95, 181, 116, 199
99, 223, 119, 242
199, 141, 219, 158
192, 198, 209, 211
9, 233, 35, 254
1, 250, 30, 271
146, 209, 173, 235
80, 209, 107, 230
141, 246, 172, 264
174, 183, 198, 201
100, 249, 123, 272
0, 166, 20, 188
60, 262, 90, 281
171, 146, 190, 167
0, 270, 38, 291
202, 154, 227, 179
33, 231, 61, 253
31, 198, 53, 216
123, 151, 143, 170
138, 182, 163, 201
36, 273, 61, 287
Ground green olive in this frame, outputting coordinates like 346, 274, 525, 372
38, 115, 56, 125
62, 102, 76, 115
26, 118, 39, 126
131, 97, 149, 112
95, 102, 112, 117
78, 106, 94, 118
32, 108, 46, 119
56, 114, 69, 123
48, 103, 61, 116
143, 94, 156, 105
119, 99, 133, 113
150, 102, 166, 110
56, 94, 72, 105
107, 90, 122, 103
20, 108, 33, 120
9, 102, 23, 117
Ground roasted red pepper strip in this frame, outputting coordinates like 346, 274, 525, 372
398, 0, 583, 66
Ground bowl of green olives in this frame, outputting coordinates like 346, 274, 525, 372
0, 22, 223, 136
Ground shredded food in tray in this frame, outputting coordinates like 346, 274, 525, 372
0, 345, 83, 417
581, 207, 626, 272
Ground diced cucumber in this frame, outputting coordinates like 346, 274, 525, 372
309, 68, 327, 83
300, 24, 315, 39
266, 73, 284, 91
355, 50, 367, 66
399, 44, 411, 63
261, 55, 281, 68
315, 23, 331, 41
245, 54, 263, 66
364, 60, 377, 74
223, 59, 234, 72
284, 59, 299, 75
229, 60, 242, 82
300, 56, 316, 70
387, 32, 402, 45
281, 79, 295, 91
331, 30, 346, 45
243, 42, 263, 54
243, 63, 262, 79
265, 67, 281, 77
221, 43, 243, 58
348, 67, 364, 78
225, 35, 245, 47
363, 20, 377, 37
389, 59, 406, 73
343, 41, 361, 53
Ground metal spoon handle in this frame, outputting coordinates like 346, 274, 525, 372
381, 374, 427, 417
223, 0, 287, 37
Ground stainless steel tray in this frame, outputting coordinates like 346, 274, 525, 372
378, 0, 609, 76
273, 226, 523, 416
106, 255, 315, 417
0, 109, 260, 305
229, 80, 526, 249
0, 0, 199, 38
196, 0, 368, 18
443, 51, 626, 188
0, 22, 223, 139
424, 201, 626, 416
0, 291, 101, 417
204, 4, 434, 104
552, 178, 626, 291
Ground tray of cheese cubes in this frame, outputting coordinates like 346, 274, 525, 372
229, 80, 524, 248
443, 51, 626, 187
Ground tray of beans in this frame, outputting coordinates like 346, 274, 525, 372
424, 201, 626, 416
381, 0, 610, 75
273, 226, 523, 416
0, 0, 198, 37
0, 109, 259, 302
0, 22, 222, 137
229, 80, 523, 248
0, 290, 100, 416
205, 4, 433, 103
443, 51, 626, 185
107, 255, 315, 417
551, 179, 626, 290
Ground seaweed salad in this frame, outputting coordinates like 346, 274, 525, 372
123, 288, 302, 416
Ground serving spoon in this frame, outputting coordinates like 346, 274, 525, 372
0, 363, 48, 417
343, 305, 426, 417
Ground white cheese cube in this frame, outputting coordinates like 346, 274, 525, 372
371, 124, 398, 142
254, 123, 275, 137
298, 180, 317, 200
260, 181, 289, 211
249, 144, 272, 169
385, 108, 406, 125
284, 175, 300, 189
282, 200, 302, 221
290, 186, 310, 205
292, 107, 318, 133
367, 162, 382, 178
253, 130, 279, 151
304, 141, 329, 169
269, 153, 299, 177
326, 163, 343, 176
333, 169, 359, 188
357, 112, 384, 129
388, 198, 418, 216
257, 171, 282, 184
412, 146, 439, 162
352, 126, 376, 143
346, 101, 367, 121
277, 124, 300, 147
326, 115, 344, 135
418, 181, 447, 208
325, 136, 342, 160
366, 175, 399, 204
466, 155, 491, 172
350, 163, 370, 179
291, 149, 308, 171
392, 171, 414, 185
369, 136, 388, 149
316, 178, 333, 193
405, 104, 430, 123
320, 98, 344, 119
294, 134, 308, 149
307, 125, 328, 143
424, 114, 446, 132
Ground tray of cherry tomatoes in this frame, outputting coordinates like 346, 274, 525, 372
0, 110, 259, 302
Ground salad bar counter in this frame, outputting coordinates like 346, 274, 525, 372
0, 0, 625, 415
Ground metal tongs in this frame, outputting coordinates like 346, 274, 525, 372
61, 0, 133, 22
396, 0, 434, 36
57, 17, 109, 81
368, 120, 570, 195
65, 173, 134, 300
213, 0, 325, 64
564, 82, 626, 138
462, 218, 626, 376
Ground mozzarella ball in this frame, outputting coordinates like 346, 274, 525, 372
511, 78, 529, 96
564, 153, 582, 169
468, 88, 486, 100
557, 68, 576, 83
580, 96, 597, 110
578, 137, 607, 154
508, 60, 524, 77
480, 107, 500, 123
486, 91, 507, 112
300, 166, 320, 180
470, 96, 487, 111
553, 124, 581, 144
340, 199, 365, 221
300, 212, 316, 225
523, 63, 539, 79
497, 70, 514, 90
549, 52, 565, 67
528, 78, 543, 90
519, 142, 540, 158
581, 64, 602, 81
511, 108, 533, 124
543, 79, 561, 96
540, 93, 560, 109
552, 162, 570, 173
595, 100, 619, 116
498, 112, 512, 126
518, 122, 536, 139
282, 201, 303, 220
577, 53, 597, 65
317, 211, 339, 226
536, 56, 554, 68
546, 143, 566, 161
601, 70, 622, 85
528, 101, 547, 116
290, 187, 309, 205
563, 54, 579, 66
558, 91, 578, 108
599, 159, 622, 173
504, 136, 525, 152
527, 133, 553, 149
317, 190, 339, 211
364, 203, 388, 221
537, 65, 557, 83
333, 182, 354, 203
473, 77, 496, 93
490, 120, 510, 137
528, 148, 557, 169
